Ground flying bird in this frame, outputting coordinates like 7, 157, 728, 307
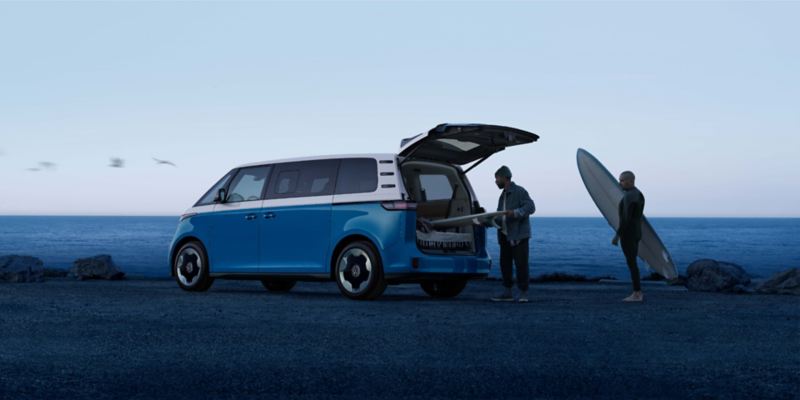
25, 161, 56, 172
109, 158, 125, 168
152, 157, 176, 167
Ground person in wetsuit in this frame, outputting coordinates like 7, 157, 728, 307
611, 170, 645, 302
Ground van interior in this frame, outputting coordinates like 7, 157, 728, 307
400, 160, 476, 254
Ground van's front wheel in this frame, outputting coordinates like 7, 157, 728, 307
420, 280, 467, 298
334, 241, 386, 300
173, 241, 214, 292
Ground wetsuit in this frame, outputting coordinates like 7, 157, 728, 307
618, 187, 645, 291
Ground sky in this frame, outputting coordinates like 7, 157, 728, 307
0, 1, 798, 217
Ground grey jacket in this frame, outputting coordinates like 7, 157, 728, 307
495, 182, 536, 241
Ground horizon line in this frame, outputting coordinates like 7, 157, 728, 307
1, 214, 798, 219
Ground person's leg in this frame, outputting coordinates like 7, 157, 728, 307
499, 233, 514, 289
621, 237, 643, 302
492, 233, 515, 301
513, 238, 530, 292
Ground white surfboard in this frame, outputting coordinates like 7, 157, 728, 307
429, 211, 506, 228
576, 148, 678, 279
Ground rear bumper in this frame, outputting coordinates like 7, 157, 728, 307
383, 249, 492, 276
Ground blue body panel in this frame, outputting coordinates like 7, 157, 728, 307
205, 205, 261, 273
170, 202, 491, 278
260, 203, 332, 273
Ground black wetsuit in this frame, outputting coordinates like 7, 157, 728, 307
618, 187, 645, 291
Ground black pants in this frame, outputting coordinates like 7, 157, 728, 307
620, 237, 641, 291
499, 233, 529, 291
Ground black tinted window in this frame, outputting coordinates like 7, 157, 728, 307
226, 166, 271, 203
267, 160, 339, 199
195, 170, 235, 206
335, 158, 378, 195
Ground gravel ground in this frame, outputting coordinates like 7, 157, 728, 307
1, 278, 798, 399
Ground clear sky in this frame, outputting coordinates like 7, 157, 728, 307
1, 1, 797, 217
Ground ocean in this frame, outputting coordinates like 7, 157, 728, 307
0, 216, 797, 280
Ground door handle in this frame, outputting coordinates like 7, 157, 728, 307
264, 212, 276, 219
245, 213, 257, 221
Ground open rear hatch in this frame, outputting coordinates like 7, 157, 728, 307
399, 123, 539, 254
399, 123, 539, 167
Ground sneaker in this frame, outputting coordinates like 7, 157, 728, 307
491, 288, 514, 302
517, 291, 529, 303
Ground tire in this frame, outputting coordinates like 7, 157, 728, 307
173, 241, 214, 292
420, 280, 467, 299
334, 240, 386, 300
261, 280, 296, 292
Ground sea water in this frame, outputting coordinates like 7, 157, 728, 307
0, 216, 797, 280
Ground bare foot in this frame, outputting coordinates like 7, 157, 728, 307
623, 292, 644, 302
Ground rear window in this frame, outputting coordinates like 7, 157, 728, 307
335, 158, 378, 195
419, 174, 453, 201
267, 160, 339, 199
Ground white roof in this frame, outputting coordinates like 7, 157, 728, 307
236, 153, 397, 169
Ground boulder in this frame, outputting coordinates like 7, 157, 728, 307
69, 255, 125, 280
757, 268, 800, 295
0, 255, 45, 282
686, 259, 752, 293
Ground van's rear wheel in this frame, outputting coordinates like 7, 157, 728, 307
334, 241, 386, 300
173, 241, 214, 292
261, 280, 296, 292
420, 280, 467, 298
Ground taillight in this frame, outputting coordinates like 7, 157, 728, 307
381, 201, 417, 211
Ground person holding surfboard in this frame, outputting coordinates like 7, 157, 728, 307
611, 171, 645, 302
489, 165, 536, 303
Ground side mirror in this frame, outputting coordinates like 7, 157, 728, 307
214, 188, 227, 203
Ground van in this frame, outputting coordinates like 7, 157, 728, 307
169, 123, 538, 299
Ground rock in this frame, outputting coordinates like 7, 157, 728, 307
0, 255, 45, 283
69, 255, 125, 280
757, 268, 800, 295
686, 259, 752, 293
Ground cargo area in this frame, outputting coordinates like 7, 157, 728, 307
400, 160, 476, 254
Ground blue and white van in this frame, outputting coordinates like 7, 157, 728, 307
169, 123, 538, 299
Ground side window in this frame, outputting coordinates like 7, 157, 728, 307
418, 174, 453, 201
195, 170, 235, 206
335, 158, 378, 195
267, 160, 339, 199
226, 166, 271, 203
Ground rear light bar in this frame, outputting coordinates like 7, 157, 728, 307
381, 201, 417, 211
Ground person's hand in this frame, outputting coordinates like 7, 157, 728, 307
611, 235, 619, 246
504, 210, 515, 217
472, 217, 481, 226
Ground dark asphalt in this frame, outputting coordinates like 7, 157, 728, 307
1, 278, 798, 399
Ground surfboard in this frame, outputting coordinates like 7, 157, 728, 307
576, 148, 678, 279
428, 211, 506, 228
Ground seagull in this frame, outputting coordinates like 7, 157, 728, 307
25, 161, 56, 172
109, 158, 125, 168
152, 157, 176, 167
